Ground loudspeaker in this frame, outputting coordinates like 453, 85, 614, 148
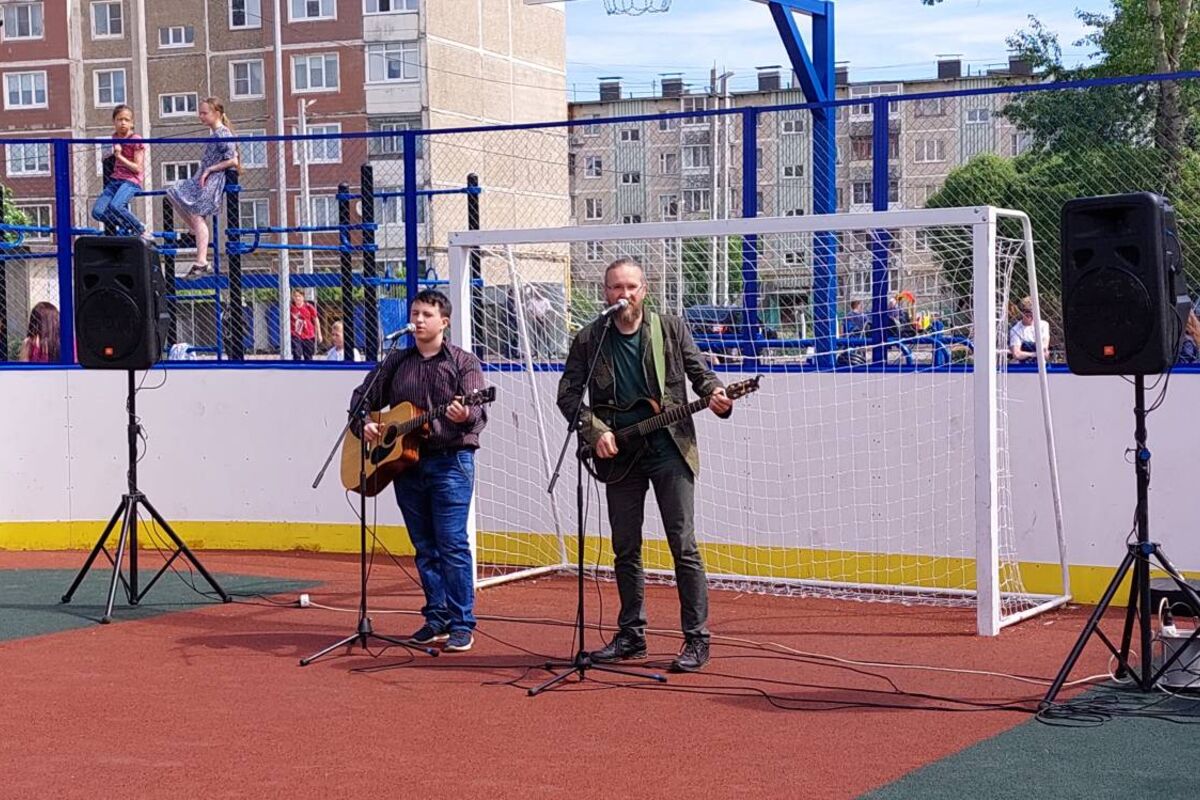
74, 236, 167, 370
1060, 192, 1190, 375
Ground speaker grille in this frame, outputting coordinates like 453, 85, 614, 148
76, 288, 144, 362
1065, 266, 1153, 367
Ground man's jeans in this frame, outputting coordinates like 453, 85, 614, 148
91, 180, 144, 234
605, 448, 709, 641
392, 449, 477, 632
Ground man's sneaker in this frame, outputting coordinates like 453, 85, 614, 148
406, 624, 449, 645
670, 638, 710, 673
589, 631, 647, 663
444, 630, 474, 652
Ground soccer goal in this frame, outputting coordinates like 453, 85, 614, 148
447, 207, 1071, 635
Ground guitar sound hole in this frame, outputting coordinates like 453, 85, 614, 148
382, 428, 397, 447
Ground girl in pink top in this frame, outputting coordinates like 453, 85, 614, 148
91, 104, 149, 238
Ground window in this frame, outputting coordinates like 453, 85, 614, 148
659, 152, 678, 175
681, 95, 706, 124
663, 238, 679, 260
581, 115, 600, 137
620, 171, 640, 185
657, 117, 674, 132
371, 120, 420, 156
914, 138, 945, 163
622, 214, 642, 225
915, 97, 944, 117
366, 41, 419, 83
619, 128, 640, 142
852, 181, 871, 205
239, 198, 269, 230
16, 204, 51, 238
162, 161, 200, 184
159, 25, 195, 47
1011, 132, 1031, 156
375, 189, 427, 225
230, 0, 261, 29
914, 229, 932, 252
583, 197, 603, 220
888, 179, 899, 204
93, 69, 126, 108
294, 123, 341, 163
91, 1, 122, 37
658, 194, 678, 220
851, 136, 871, 161
6, 143, 50, 176
366, 0, 418, 10
290, 0, 334, 21
850, 84, 901, 118
303, 195, 338, 227
683, 189, 710, 214
293, 53, 339, 92
682, 145, 710, 169
3, 3, 44, 39
585, 241, 602, 260
784, 208, 804, 217
781, 117, 803, 135
782, 164, 803, 179
240, 129, 266, 168
160, 93, 198, 117
230, 60, 265, 99
584, 156, 602, 178
5, 71, 48, 108
966, 107, 991, 124
783, 251, 803, 267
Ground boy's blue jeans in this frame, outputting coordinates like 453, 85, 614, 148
392, 449, 477, 632
91, 180, 144, 234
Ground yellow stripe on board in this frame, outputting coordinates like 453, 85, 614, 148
3, 522, 1194, 605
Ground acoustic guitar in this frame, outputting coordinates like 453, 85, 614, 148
341, 386, 497, 496
582, 375, 761, 484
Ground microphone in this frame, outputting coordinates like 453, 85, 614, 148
599, 298, 629, 318
383, 322, 417, 342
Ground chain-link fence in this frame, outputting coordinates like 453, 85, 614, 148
2, 73, 1197, 366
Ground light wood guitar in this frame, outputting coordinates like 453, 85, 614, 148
341, 386, 496, 496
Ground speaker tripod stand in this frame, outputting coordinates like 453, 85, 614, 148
1043, 374, 1200, 705
62, 371, 229, 622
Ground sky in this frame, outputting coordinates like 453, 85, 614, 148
559, 0, 1106, 100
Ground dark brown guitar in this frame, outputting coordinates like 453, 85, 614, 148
582, 376, 761, 484
341, 386, 496, 496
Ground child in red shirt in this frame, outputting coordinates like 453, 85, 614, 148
289, 288, 323, 360
91, 105, 149, 238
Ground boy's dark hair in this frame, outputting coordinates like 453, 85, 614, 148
414, 289, 452, 317
111, 104, 133, 120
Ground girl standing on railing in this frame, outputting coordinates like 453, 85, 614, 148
18, 302, 60, 363
91, 104, 149, 239
166, 97, 239, 279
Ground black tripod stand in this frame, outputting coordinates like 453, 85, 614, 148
528, 311, 666, 697
302, 334, 437, 666
62, 371, 229, 623
1043, 374, 1200, 705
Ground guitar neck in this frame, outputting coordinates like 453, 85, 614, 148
395, 403, 451, 437
628, 396, 709, 438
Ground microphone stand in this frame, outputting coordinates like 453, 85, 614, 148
302, 327, 437, 666
528, 307, 666, 696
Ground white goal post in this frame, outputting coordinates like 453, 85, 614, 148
447, 207, 1070, 635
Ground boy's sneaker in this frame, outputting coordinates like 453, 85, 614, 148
443, 630, 474, 652
670, 637, 710, 673
406, 624, 449, 645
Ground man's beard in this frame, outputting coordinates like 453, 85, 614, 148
618, 302, 640, 325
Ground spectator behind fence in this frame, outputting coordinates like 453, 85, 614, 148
324, 320, 361, 362
843, 299, 869, 336
1009, 296, 1050, 362
19, 302, 60, 363
91, 105, 149, 239
523, 284, 553, 357
166, 97, 239, 279
290, 288, 323, 361
1178, 308, 1200, 364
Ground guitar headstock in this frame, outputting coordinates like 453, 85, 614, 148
724, 375, 762, 401
461, 386, 497, 407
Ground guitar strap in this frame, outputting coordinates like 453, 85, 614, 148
649, 311, 667, 400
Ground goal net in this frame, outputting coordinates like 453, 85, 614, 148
447, 208, 1070, 635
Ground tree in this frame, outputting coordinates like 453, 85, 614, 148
0, 184, 30, 244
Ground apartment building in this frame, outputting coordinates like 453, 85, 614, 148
565, 58, 1038, 332
1, 0, 567, 347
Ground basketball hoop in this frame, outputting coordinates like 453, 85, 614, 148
604, 0, 671, 14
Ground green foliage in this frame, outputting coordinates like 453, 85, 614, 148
0, 184, 30, 243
